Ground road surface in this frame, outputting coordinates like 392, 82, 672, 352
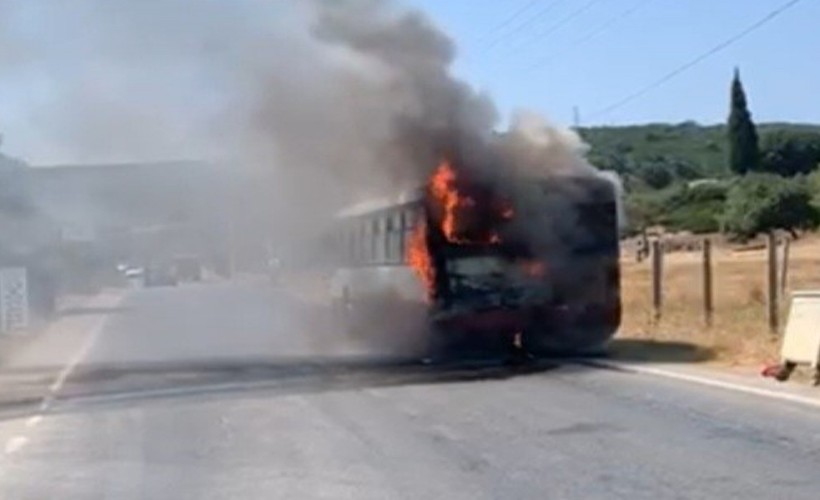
0, 278, 819, 499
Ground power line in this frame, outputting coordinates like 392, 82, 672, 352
483, 0, 567, 52
506, 0, 605, 54
527, 0, 654, 72
588, 0, 805, 121
477, 0, 541, 45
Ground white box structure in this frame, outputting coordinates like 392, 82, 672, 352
781, 290, 820, 368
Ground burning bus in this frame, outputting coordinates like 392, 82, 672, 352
328, 158, 622, 359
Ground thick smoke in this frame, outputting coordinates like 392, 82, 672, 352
501, 112, 597, 178
243, 0, 502, 224
0, 0, 603, 245
244, 0, 605, 246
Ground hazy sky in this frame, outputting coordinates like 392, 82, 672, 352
407, 0, 818, 127
0, 0, 816, 165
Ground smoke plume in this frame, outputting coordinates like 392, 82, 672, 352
243, 0, 604, 242
0, 0, 602, 240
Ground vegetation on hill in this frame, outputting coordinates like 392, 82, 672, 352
580, 122, 820, 181
582, 121, 820, 238
578, 71, 820, 241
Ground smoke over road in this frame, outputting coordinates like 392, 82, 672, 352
0, 0, 616, 267
1, 1, 597, 202
0, 0, 622, 362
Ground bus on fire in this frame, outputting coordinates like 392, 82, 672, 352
328, 162, 622, 360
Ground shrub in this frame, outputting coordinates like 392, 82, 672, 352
721, 174, 820, 240
639, 163, 674, 189
759, 130, 820, 176
659, 182, 728, 234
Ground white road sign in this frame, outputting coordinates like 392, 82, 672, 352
0, 267, 29, 333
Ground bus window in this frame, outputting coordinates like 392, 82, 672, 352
402, 208, 417, 262
574, 201, 618, 255
364, 217, 370, 264
359, 218, 370, 265
345, 222, 356, 266
384, 210, 403, 264
392, 210, 404, 263
374, 216, 384, 264
403, 208, 416, 231
385, 212, 396, 263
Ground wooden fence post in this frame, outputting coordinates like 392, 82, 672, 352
652, 240, 663, 322
780, 238, 790, 294
703, 239, 713, 327
767, 232, 779, 334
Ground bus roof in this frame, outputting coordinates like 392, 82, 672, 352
333, 172, 620, 219
334, 188, 423, 218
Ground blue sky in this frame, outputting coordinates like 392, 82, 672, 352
404, 0, 818, 127
0, 0, 816, 165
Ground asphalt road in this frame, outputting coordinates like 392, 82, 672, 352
1, 278, 819, 499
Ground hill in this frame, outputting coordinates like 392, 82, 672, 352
580, 122, 820, 179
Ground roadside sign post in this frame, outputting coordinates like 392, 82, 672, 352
0, 267, 30, 334
651, 240, 663, 323
767, 233, 779, 334
702, 239, 713, 327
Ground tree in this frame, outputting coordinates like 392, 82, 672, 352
659, 182, 728, 234
638, 162, 674, 189
721, 174, 819, 240
760, 130, 820, 176
624, 193, 663, 235
727, 68, 760, 174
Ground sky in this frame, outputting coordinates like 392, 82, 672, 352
0, 0, 817, 165
406, 0, 819, 128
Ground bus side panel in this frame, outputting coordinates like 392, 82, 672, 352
329, 265, 426, 303
329, 265, 431, 354
523, 254, 621, 355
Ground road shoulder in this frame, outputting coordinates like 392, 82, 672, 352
0, 289, 127, 410
591, 359, 820, 409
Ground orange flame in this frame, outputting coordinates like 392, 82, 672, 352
407, 158, 515, 296
429, 159, 465, 242
407, 220, 434, 297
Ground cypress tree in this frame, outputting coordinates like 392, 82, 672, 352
727, 68, 760, 174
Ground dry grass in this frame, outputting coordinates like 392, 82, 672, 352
619, 234, 820, 366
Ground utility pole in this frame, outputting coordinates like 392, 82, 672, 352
572, 106, 581, 130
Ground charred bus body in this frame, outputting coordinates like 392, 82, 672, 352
425, 173, 620, 356
328, 170, 621, 358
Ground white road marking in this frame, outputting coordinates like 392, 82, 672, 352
0, 293, 124, 461
4, 436, 28, 454
38, 396, 53, 413
54, 379, 290, 407
48, 316, 107, 394
24, 416, 42, 428
596, 360, 820, 410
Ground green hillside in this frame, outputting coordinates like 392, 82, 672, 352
580, 122, 820, 179
576, 122, 820, 237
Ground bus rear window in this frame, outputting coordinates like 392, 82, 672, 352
573, 201, 618, 254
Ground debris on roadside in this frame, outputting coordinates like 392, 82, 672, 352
761, 361, 820, 386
